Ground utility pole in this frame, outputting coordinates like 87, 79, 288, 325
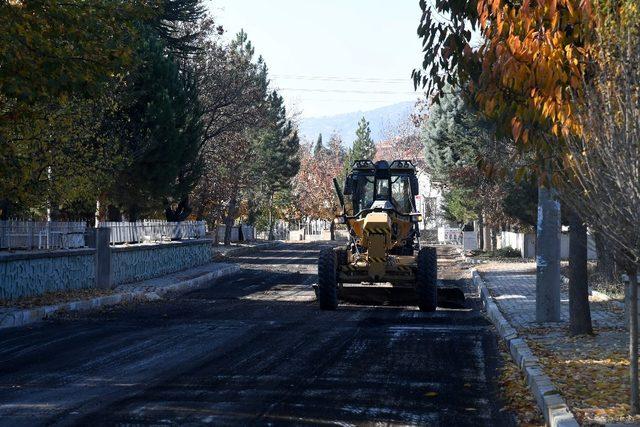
536, 184, 561, 322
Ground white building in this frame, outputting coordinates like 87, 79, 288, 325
415, 168, 446, 231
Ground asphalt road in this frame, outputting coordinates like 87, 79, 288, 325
0, 242, 516, 426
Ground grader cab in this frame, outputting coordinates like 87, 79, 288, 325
317, 160, 438, 311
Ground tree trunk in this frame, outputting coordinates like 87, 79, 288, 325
536, 184, 561, 322
267, 195, 275, 241
223, 196, 237, 246
478, 212, 484, 250
194, 192, 207, 221
106, 205, 122, 222
213, 220, 219, 245
595, 231, 617, 283
165, 196, 192, 222
569, 211, 593, 336
330, 220, 335, 241
127, 205, 138, 222
0, 199, 10, 220
482, 221, 491, 251
490, 227, 498, 252
629, 265, 639, 414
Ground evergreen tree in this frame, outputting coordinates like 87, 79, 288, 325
442, 187, 479, 225
422, 89, 492, 181
351, 117, 376, 160
256, 90, 300, 191
314, 133, 324, 156
421, 89, 537, 230
252, 90, 300, 238
106, 34, 203, 220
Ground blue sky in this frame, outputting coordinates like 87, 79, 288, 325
206, 0, 425, 118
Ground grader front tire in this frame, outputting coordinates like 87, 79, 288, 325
416, 247, 438, 312
318, 248, 339, 310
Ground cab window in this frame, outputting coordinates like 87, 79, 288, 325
375, 179, 389, 200
355, 176, 374, 212
391, 175, 413, 213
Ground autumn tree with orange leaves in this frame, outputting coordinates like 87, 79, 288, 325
415, 0, 595, 330
415, 0, 640, 413
293, 135, 346, 240
414, 0, 590, 153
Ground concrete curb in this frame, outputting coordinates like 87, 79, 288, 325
472, 269, 579, 427
0, 263, 240, 330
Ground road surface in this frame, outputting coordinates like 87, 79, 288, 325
0, 242, 516, 426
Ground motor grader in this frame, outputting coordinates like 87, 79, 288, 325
317, 159, 438, 311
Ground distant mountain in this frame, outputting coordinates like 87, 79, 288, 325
299, 101, 415, 146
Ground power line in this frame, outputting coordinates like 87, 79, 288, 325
279, 87, 419, 95
289, 99, 417, 103
272, 74, 411, 83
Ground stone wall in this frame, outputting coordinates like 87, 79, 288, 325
0, 249, 95, 300
0, 239, 214, 300
111, 239, 213, 285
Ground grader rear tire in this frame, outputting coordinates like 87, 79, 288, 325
416, 246, 438, 312
318, 248, 338, 310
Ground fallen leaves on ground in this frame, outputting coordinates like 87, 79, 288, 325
526, 331, 640, 426
497, 341, 544, 427
0, 288, 116, 309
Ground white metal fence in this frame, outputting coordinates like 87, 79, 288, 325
304, 219, 329, 236
437, 226, 462, 245
0, 220, 87, 250
98, 220, 207, 245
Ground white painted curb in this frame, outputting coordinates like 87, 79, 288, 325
472, 269, 579, 427
0, 264, 240, 330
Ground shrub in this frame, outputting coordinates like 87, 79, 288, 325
494, 246, 522, 258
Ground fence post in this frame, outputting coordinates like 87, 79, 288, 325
28, 221, 34, 250
85, 228, 97, 248
95, 227, 112, 289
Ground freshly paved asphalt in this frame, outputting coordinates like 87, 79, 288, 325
0, 243, 516, 426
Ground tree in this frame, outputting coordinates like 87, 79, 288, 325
421, 90, 535, 248
351, 117, 376, 160
422, 89, 488, 181
442, 187, 478, 225
105, 33, 203, 220
189, 29, 269, 244
251, 91, 300, 239
343, 117, 376, 186
0, 0, 208, 219
557, 1, 640, 410
190, 29, 302, 244
0, 95, 126, 220
294, 135, 345, 240
314, 133, 324, 156
0, 1, 149, 218
190, 29, 270, 243
196, 29, 268, 145
377, 117, 425, 168
414, 0, 593, 327
0, 1, 145, 118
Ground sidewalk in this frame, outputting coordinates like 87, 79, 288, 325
475, 261, 635, 426
0, 240, 281, 330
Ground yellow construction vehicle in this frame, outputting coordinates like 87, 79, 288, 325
317, 160, 438, 311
